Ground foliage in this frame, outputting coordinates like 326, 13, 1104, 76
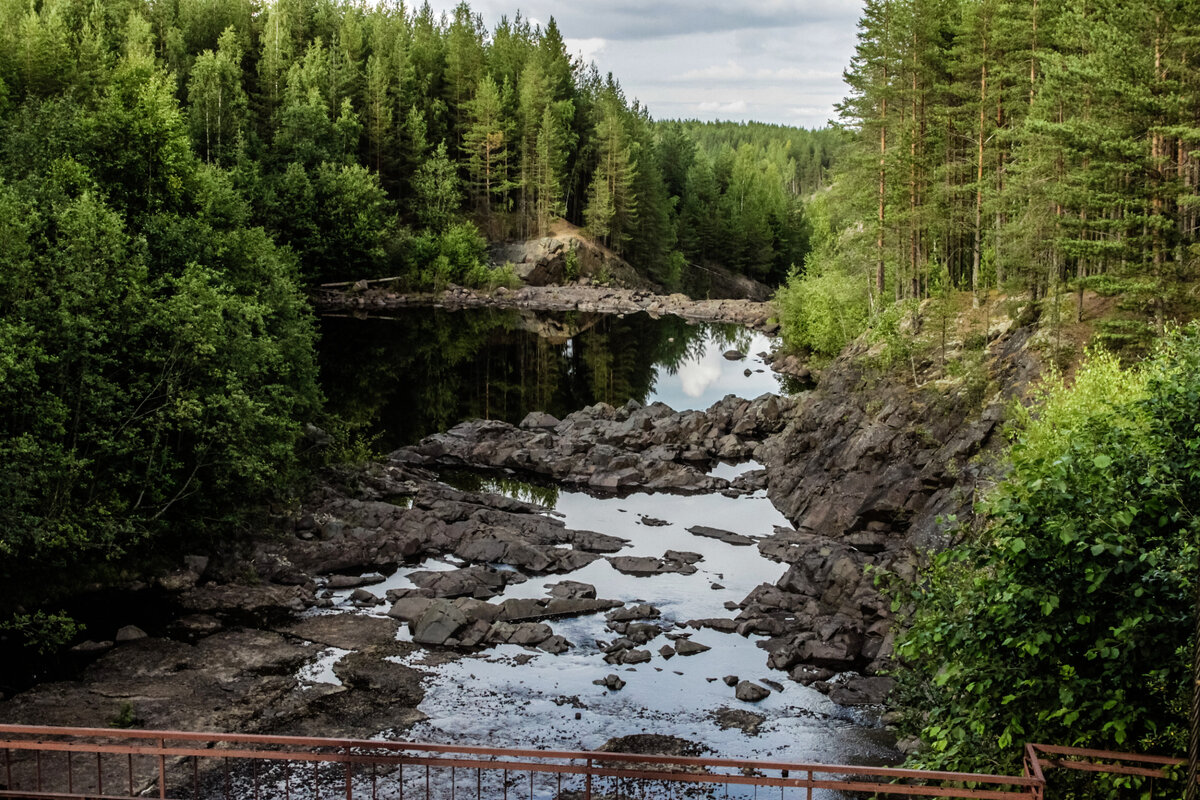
0, 4, 323, 625
821, 0, 1200, 338
0, 0, 825, 292
892, 331, 1200, 772
775, 265, 870, 355
0, 611, 83, 655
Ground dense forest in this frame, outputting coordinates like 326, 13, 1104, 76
778, 0, 1200, 357
0, 0, 834, 643
0, 0, 832, 291
788, 0, 1200, 778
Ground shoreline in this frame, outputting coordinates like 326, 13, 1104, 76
313, 283, 779, 332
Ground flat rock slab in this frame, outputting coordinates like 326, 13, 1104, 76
498, 597, 622, 621
675, 639, 711, 656
713, 707, 766, 735
609, 554, 699, 576
278, 615, 402, 651
607, 604, 661, 622
827, 676, 895, 706
687, 526, 756, 546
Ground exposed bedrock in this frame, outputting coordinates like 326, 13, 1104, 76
725, 323, 1041, 699
393, 392, 797, 494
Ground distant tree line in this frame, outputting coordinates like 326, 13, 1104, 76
779, 0, 1200, 355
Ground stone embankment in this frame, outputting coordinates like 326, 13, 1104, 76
315, 283, 779, 332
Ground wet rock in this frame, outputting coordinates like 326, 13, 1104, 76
607, 604, 661, 622
593, 674, 626, 691
598, 734, 708, 758
674, 639, 711, 657
408, 565, 524, 600
545, 580, 597, 600
735, 681, 770, 703
609, 553, 699, 576
687, 618, 738, 634
620, 649, 652, 665
723, 350, 746, 361
498, 597, 620, 621
789, 665, 835, 686
387, 597, 434, 623
722, 675, 739, 687
827, 676, 895, 706
350, 588, 382, 606
761, 678, 784, 692
326, 573, 385, 590
115, 625, 148, 643
713, 707, 765, 736
487, 621, 553, 647
659, 645, 675, 659
539, 635, 572, 655
412, 600, 468, 646
639, 516, 670, 527
687, 526, 755, 546
623, 623, 664, 645
71, 640, 114, 655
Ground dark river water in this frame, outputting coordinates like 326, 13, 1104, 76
317, 308, 796, 451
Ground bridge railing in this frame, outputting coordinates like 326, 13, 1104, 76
0, 723, 1182, 800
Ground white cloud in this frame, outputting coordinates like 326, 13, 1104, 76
564, 37, 607, 64
697, 100, 748, 114
677, 359, 722, 398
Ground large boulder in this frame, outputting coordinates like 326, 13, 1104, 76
412, 600, 468, 645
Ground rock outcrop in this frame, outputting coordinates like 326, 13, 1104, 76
719, 322, 1041, 698
396, 393, 796, 494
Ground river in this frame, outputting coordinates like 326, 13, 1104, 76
313, 308, 897, 765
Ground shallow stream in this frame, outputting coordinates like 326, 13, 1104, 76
312, 309, 896, 764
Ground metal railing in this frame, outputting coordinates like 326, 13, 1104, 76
0, 724, 1184, 800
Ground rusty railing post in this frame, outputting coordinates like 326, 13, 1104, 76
345, 745, 353, 800
585, 758, 592, 800
158, 737, 166, 799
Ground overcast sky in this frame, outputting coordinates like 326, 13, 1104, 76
421, 1, 866, 129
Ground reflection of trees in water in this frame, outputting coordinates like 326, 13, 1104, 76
317, 309, 717, 450
440, 469, 561, 508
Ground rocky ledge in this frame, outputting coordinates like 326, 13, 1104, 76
397, 393, 794, 493
315, 283, 778, 332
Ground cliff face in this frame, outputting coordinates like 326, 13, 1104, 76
738, 321, 1042, 687
765, 324, 1040, 546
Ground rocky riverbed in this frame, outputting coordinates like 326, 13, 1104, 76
0, 303, 1040, 771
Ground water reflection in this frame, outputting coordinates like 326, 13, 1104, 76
318, 308, 784, 450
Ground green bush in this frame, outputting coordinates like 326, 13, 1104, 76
775, 265, 870, 355
892, 332, 1200, 772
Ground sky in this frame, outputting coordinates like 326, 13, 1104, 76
421, 1, 867, 130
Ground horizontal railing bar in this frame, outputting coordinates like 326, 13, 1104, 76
1030, 743, 1184, 766
0, 725, 1041, 786
0, 792, 182, 800
0, 723, 1184, 800
0, 737, 1042, 789
1041, 759, 1177, 778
